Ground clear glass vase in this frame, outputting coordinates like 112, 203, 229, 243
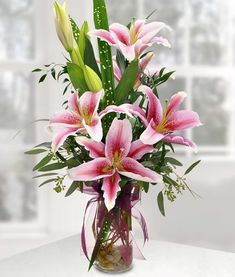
94, 182, 134, 273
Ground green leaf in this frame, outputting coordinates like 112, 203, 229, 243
70, 17, 80, 44
163, 175, 179, 188
155, 71, 175, 86
114, 60, 139, 104
164, 157, 183, 167
84, 38, 101, 78
32, 68, 42, 73
34, 142, 51, 149
38, 162, 67, 172
89, 218, 110, 271
79, 21, 89, 59
39, 178, 56, 187
184, 160, 201, 175
157, 191, 165, 216
67, 63, 88, 93
138, 181, 149, 193
116, 50, 127, 74
25, 149, 47, 155
66, 158, 81, 169
93, 0, 115, 104
65, 181, 82, 197
33, 173, 58, 179
51, 68, 56, 80
33, 155, 53, 171
39, 74, 47, 83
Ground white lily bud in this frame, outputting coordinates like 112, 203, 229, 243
53, 2, 74, 52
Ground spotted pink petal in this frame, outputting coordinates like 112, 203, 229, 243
140, 119, 165, 145
105, 118, 132, 160
110, 23, 130, 45
128, 140, 154, 160
79, 90, 103, 119
139, 85, 163, 124
162, 134, 198, 151
119, 157, 162, 183
118, 104, 148, 126
138, 22, 165, 43
51, 127, 78, 152
50, 111, 81, 127
68, 92, 80, 115
82, 116, 103, 142
151, 36, 171, 48
68, 158, 114, 181
75, 136, 105, 158
89, 29, 115, 45
102, 172, 121, 211
166, 92, 187, 116
167, 110, 202, 131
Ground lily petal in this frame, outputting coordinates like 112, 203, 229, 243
68, 158, 114, 181
140, 120, 165, 145
119, 157, 162, 183
82, 116, 103, 142
112, 57, 121, 82
117, 41, 136, 61
166, 91, 187, 116
105, 118, 132, 160
162, 134, 198, 152
151, 36, 171, 48
139, 22, 165, 43
139, 85, 163, 125
79, 90, 103, 119
52, 127, 78, 152
110, 23, 130, 45
167, 110, 202, 131
128, 140, 154, 160
89, 29, 115, 45
50, 111, 81, 127
102, 172, 121, 211
99, 105, 134, 119
68, 92, 80, 115
75, 136, 105, 158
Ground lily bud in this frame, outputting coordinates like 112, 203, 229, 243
53, 2, 74, 52
84, 65, 103, 92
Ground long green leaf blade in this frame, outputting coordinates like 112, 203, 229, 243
93, 0, 114, 104
114, 60, 139, 104
157, 191, 165, 216
184, 160, 201, 175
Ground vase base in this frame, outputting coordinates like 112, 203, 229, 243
95, 263, 133, 274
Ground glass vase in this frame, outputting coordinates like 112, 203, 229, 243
94, 182, 134, 273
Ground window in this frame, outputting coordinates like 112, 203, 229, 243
107, 0, 235, 158
0, 0, 45, 229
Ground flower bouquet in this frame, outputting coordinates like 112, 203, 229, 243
27, 0, 202, 273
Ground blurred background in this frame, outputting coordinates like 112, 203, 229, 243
0, 0, 235, 260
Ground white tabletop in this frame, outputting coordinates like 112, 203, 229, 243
0, 235, 235, 277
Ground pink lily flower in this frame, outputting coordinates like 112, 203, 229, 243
90, 19, 170, 61
139, 86, 202, 149
113, 52, 155, 89
49, 91, 103, 152
68, 118, 162, 211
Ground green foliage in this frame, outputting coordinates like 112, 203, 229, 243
25, 149, 47, 155
93, 0, 115, 104
33, 154, 53, 171
114, 60, 139, 105
65, 181, 83, 197
67, 63, 88, 93
89, 218, 111, 270
157, 191, 165, 216
184, 160, 201, 175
